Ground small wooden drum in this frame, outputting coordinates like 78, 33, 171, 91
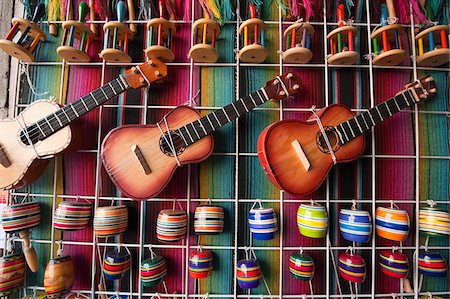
145, 18, 176, 62
297, 203, 328, 238
188, 18, 220, 63
375, 206, 410, 241
0, 3, 46, 62
327, 3, 359, 65
248, 207, 278, 240
339, 208, 372, 243
415, 25, 450, 67
194, 204, 224, 234
57, 2, 95, 62
156, 209, 187, 242
283, 22, 314, 64
103, 248, 131, 280
44, 255, 75, 298
99, 1, 134, 63
0, 253, 25, 297
238, 3, 267, 63
370, 1, 406, 66
93, 205, 128, 237
54, 201, 91, 231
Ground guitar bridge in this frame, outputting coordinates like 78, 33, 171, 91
0, 144, 11, 168
131, 144, 151, 175
291, 140, 311, 172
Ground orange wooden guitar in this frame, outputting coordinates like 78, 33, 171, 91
101, 73, 302, 200
258, 76, 437, 196
0, 59, 167, 190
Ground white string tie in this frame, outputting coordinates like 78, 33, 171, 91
308, 106, 337, 165
364, 53, 376, 60
156, 116, 181, 166
56, 240, 64, 256
16, 115, 53, 159
351, 199, 357, 210
426, 199, 437, 207
21, 62, 48, 97
275, 76, 290, 97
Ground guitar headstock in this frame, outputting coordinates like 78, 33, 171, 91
264, 73, 302, 101
404, 75, 437, 103
123, 58, 168, 89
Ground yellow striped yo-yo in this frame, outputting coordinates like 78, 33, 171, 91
297, 201, 328, 238
419, 200, 450, 238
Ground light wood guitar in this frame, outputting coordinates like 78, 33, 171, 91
101, 73, 302, 200
257, 76, 437, 196
0, 59, 167, 190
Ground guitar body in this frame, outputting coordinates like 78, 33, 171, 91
101, 106, 214, 200
258, 104, 365, 196
0, 100, 72, 190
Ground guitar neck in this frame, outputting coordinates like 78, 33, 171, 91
24, 76, 130, 144
176, 88, 270, 146
334, 89, 416, 145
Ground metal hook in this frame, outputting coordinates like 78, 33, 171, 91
351, 199, 357, 210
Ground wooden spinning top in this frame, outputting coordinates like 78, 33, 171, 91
0, 3, 46, 62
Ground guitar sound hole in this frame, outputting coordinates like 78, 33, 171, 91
159, 130, 186, 157
316, 127, 340, 154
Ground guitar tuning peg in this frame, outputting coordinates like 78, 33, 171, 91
286, 73, 293, 79
279, 90, 285, 96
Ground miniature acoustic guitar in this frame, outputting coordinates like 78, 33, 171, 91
258, 76, 436, 196
0, 59, 167, 190
101, 73, 302, 200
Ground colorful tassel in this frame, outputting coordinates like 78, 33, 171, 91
93, 0, 106, 21
48, 0, 61, 21
396, 0, 428, 24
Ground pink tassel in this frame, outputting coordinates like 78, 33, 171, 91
394, 0, 428, 24
182, 0, 191, 21
61, 0, 69, 19
165, 0, 176, 20
301, 0, 314, 20
93, 0, 106, 21
291, 0, 299, 17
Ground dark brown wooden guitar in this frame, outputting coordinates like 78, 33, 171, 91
0, 59, 167, 190
257, 76, 437, 196
101, 73, 302, 200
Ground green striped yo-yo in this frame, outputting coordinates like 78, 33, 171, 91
297, 202, 328, 238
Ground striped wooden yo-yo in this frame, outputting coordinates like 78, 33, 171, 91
418, 251, 448, 277
419, 203, 450, 238
141, 255, 167, 287
248, 207, 278, 240
103, 247, 131, 280
289, 252, 314, 281
297, 202, 328, 238
338, 251, 366, 283
378, 249, 409, 278
236, 259, 261, 289
44, 255, 74, 298
339, 208, 372, 243
54, 200, 91, 231
194, 204, 224, 234
93, 205, 128, 237
156, 209, 187, 242
1, 201, 40, 232
0, 253, 25, 297
188, 249, 213, 279
375, 206, 410, 241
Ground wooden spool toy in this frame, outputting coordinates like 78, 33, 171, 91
1, 200, 40, 273
100, 1, 134, 62
415, 24, 450, 67
370, 1, 406, 66
57, 2, 95, 62
188, 15, 220, 63
238, 3, 268, 63
327, 3, 359, 65
0, 3, 46, 62
144, 0, 176, 62
283, 12, 315, 64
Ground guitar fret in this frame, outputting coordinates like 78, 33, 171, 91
80, 98, 89, 111
100, 87, 108, 98
109, 82, 117, 95
394, 98, 401, 111
366, 111, 375, 126
189, 123, 201, 139
256, 90, 265, 104
184, 126, 195, 143
60, 108, 71, 122
205, 115, 215, 131
90, 92, 99, 105
339, 124, 349, 142
249, 94, 258, 107
344, 121, 355, 138
359, 113, 369, 130
231, 102, 240, 117
354, 115, 363, 132
116, 78, 124, 90
178, 129, 189, 146
375, 106, 384, 121
401, 93, 410, 106
35, 121, 46, 136
197, 119, 208, 135
259, 88, 269, 102
384, 101, 392, 116
222, 108, 231, 122
45, 118, 55, 132
213, 113, 223, 127
334, 127, 344, 144
240, 98, 249, 112
70, 105, 80, 117
53, 113, 63, 127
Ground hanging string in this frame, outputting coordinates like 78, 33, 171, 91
21, 62, 48, 97
249, 247, 272, 296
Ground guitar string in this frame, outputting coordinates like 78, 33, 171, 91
102, 88, 271, 176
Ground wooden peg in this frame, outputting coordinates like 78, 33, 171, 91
17, 3, 46, 45
127, 0, 137, 34
79, 2, 89, 51
19, 230, 39, 273
89, 0, 98, 35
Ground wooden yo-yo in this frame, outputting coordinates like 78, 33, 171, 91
188, 14, 220, 63
44, 242, 75, 298
370, 1, 406, 66
1, 199, 40, 273
415, 24, 450, 67
0, 3, 46, 62
0, 239, 26, 297
327, 3, 359, 65
100, 1, 135, 63
144, 0, 176, 62
282, 11, 315, 64
238, 3, 268, 63
57, 1, 95, 62
93, 205, 128, 237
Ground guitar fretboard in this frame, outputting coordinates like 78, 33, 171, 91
175, 88, 270, 146
334, 89, 416, 145
21, 76, 129, 145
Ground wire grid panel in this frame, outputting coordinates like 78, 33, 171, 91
5, 0, 450, 299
